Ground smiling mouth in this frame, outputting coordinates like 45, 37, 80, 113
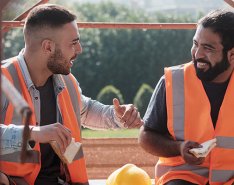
70, 55, 77, 66
197, 62, 208, 69
70, 60, 74, 66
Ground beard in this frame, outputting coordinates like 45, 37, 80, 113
193, 54, 230, 82
47, 47, 71, 75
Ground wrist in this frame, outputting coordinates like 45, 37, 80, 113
176, 141, 183, 156
29, 126, 36, 141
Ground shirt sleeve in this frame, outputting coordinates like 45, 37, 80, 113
78, 85, 124, 130
1, 92, 32, 154
143, 76, 170, 135
1, 91, 8, 124
0, 124, 24, 155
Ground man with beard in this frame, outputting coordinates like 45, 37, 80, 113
139, 9, 234, 185
0, 4, 143, 185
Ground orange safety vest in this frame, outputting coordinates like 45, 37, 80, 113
1, 57, 89, 185
155, 62, 234, 185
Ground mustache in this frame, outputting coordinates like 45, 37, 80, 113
194, 58, 210, 64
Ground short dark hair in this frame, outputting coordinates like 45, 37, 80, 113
25, 4, 76, 32
198, 9, 234, 52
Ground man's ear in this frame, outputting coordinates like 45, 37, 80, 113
228, 48, 234, 65
41, 39, 55, 54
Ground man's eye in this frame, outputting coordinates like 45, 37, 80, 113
193, 41, 198, 47
204, 46, 213, 51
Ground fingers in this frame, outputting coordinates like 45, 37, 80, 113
60, 125, 72, 146
113, 98, 120, 110
33, 123, 72, 154
184, 152, 205, 165
126, 109, 138, 128
180, 141, 204, 165
132, 112, 144, 128
54, 131, 67, 154
55, 126, 71, 153
121, 105, 143, 129
120, 104, 134, 127
113, 100, 143, 129
113, 98, 125, 119
52, 123, 72, 153
0, 172, 10, 185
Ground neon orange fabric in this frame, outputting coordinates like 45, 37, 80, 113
58, 77, 88, 183
1, 58, 88, 184
1, 68, 14, 124
155, 62, 234, 185
1, 57, 40, 185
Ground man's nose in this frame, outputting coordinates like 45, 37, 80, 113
73, 42, 82, 55
194, 47, 205, 59
76, 42, 82, 54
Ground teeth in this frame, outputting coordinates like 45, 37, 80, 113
199, 63, 206, 66
197, 62, 207, 68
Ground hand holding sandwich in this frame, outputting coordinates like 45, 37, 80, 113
180, 140, 205, 165
180, 138, 217, 165
30, 123, 72, 154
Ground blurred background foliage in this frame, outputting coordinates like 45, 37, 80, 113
97, 85, 124, 105
3, 0, 226, 116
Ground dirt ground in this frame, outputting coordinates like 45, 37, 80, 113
82, 138, 158, 179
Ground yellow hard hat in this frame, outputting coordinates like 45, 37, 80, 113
106, 164, 152, 185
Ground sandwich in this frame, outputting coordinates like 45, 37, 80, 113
50, 138, 81, 164
189, 138, 217, 158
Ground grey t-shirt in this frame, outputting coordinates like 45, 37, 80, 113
143, 76, 169, 135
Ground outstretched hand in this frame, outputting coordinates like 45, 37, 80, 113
113, 98, 143, 129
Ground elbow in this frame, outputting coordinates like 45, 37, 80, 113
138, 125, 160, 156
138, 125, 149, 151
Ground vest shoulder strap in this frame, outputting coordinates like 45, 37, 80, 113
60, 74, 81, 127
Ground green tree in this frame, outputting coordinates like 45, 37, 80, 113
3, 1, 200, 104
3, 29, 24, 59
97, 85, 124, 105
71, 1, 196, 103
2, 0, 35, 20
134, 84, 153, 116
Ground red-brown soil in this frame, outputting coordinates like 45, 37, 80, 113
82, 138, 158, 179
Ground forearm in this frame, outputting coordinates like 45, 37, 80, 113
138, 125, 182, 157
81, 96, 123, 130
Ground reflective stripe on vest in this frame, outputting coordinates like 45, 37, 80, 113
170, 65, 185, 141
1, 58, 89, 185
210, 136, 234, 183
1, 57, 41, 184
216, 136, 234, 149
2, 57, 36, 125
1, 151, 39, 163
158, 62, 234, 185
62, 74, 82, 128
156, 163, 209, 178
1, 57, 40, 164
60, 75, 84, 161
211, 170, 234, 183
2, 58, 25, 124
156, 63, 209, 184
58, 74, 88, 184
